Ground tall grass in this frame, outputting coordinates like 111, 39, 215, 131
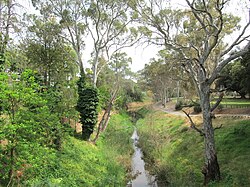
137, 108, 250, 186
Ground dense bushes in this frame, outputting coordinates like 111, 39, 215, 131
193, 105, 202, 113
0, 70, 73, 185
1, 110, 133, 186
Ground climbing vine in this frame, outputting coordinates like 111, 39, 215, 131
76, 73, 99, 140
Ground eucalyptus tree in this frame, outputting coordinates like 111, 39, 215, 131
216, 55, 250, 98
30, 0, 140, 140
143, 58, 169, 105
32, 0, 140, 86
85, 0, 140, 87
0, 0, 20, 71
23, 15, 78, 87
142, 50, 184, 107
93, 52, 133, 142
241, 50, 250, 96
135, 0, 250, 184
32, 0, 87, 74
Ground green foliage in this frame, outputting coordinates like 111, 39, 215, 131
216, 59, 250, 98
17, 113, 133, 187
97, 52, 140, 111
115, 84, 144, 110
137, 109, 250, 186
125, 83, 144, 102
0, 67, 134, 186
76, 74, 99, 140
0, 70, 69, 185
23, 14, 78, 87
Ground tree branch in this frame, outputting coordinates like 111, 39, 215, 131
219, 23, 250, 59
210, 92, 224, 112
214, 124, 223, 131
182, 110, 205, 136
208, 40, 250, 84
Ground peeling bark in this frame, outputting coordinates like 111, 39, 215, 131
200, 83, 220, 184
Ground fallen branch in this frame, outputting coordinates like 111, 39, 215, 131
182, 110, 205, 136
214, 124, 223, 131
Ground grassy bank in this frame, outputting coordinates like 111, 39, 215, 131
211, 98, 250, 108
136, 108, 250, 186
7, 112, 133, 187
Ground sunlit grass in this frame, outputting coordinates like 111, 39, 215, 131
21, 112, 134, 187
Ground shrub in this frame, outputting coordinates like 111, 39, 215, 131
193, 105, 202, 113
175, 101, 183, 111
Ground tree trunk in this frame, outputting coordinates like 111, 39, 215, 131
82, 123, 93, 141
200, 83, 220, 185
92, 108, 109, 143
92, 88, 118, 143
177, 81, 180, 102
162, 87, 166, 108
101, 105, 112, 132
92, 51, 100, 88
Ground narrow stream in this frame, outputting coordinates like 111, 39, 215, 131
130, 128, 158, 187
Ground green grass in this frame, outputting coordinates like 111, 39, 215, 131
172, 97, 250, 108
211, 98, 250, 108
19, 112, 134, 187
136, 108, 250, 186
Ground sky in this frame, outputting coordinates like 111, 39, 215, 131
17, 0, 250, 72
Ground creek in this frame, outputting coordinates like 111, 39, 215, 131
129, 128, 158, 187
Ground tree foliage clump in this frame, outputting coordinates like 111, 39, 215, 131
0, 69, 69, 185
76, 73, 99, 140
216, 52, 250, 98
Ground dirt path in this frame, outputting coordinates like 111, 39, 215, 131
154, 101, 250, 119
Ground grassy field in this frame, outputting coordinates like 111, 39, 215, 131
136, 108, 250, 186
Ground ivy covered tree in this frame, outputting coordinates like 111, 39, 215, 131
76, 73, 99, 140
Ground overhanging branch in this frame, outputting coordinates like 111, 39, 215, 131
182, 110, 205, 136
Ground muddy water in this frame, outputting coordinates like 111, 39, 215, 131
130, 128, 158, 187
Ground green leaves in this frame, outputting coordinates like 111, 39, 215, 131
0, 69, 69, 184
